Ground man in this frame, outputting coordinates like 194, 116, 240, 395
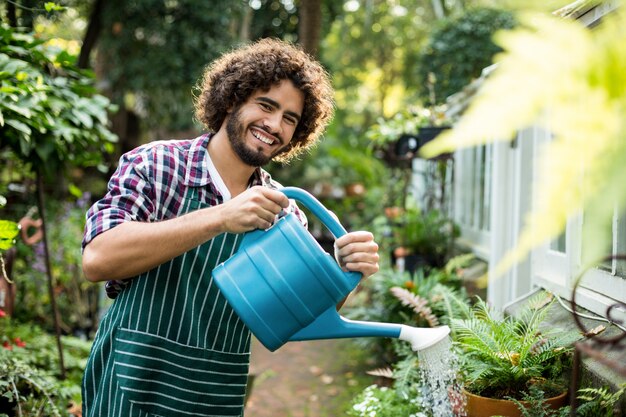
81, 38, 379, 417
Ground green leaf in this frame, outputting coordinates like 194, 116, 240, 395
5, 118, 31, 136
68, 184, 82, 199
70, 108, 93, 129
1, 58, 29, 74
4, 101, 32, 118
35, 140, 55, 162
0, 220, 20, 250
44, 2, 65, 12
0, 85, 23, 94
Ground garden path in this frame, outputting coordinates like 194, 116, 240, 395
245, 337, 377, 417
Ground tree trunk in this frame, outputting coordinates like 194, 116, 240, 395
6, 1, 17, 27
36, 171, 66, 380
298, 0, 322, 57
78, 0, 106, 69
18, 0, 37, 30
431, 0, 445, 19
239, 6, 253, 42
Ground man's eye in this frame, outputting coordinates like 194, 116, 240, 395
284, 116, 297, 126
259, 103, 272, 111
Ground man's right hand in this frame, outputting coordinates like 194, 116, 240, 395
217, 186, 290, 234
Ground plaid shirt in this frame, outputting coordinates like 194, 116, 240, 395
83, 133, 305, 297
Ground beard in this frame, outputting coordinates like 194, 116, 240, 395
226, 106, 286, 167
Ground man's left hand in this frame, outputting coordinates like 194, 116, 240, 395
334, 231, 379, 279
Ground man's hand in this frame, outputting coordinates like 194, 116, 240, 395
334, 231, 379, 279
218, 186, 289, 234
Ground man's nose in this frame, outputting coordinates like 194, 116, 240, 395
263, 112, 283, 135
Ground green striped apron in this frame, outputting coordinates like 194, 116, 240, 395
82, 187, 250, 417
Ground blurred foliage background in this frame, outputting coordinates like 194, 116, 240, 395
5, 0, 618, 414
0, 0, 579, 333
0, 0, 579, 326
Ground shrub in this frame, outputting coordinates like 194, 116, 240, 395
348, 384, 427, 417
0, 312, 91, 416
417, 7, 517, 106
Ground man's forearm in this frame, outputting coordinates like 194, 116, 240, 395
82, 206, 227, 282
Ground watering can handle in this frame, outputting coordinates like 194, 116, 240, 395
281, 187, 348, 239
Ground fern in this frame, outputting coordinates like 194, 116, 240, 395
429, 283, 472, 325
574, 384, 626, 417
390, 286, 439, 327
366, 367, 394, 379
508, 385, 561, 417
451, 293, 582, 399
392, 355, 421, 399
444, 253, 476, 276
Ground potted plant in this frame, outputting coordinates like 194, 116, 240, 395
367, 108, 451, 167
451, 292, 582, 417
390, 208, 460, 273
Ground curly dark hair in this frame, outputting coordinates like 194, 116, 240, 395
193, 38, 335, 162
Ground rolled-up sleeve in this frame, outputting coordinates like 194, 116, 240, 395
82, 149, 155, 249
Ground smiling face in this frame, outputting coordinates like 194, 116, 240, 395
226, 80, 304, 167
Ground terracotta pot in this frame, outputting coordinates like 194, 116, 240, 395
393, 246, 410, 258
345, 182, 365, 197
464, 389, 568, 417
384, 206, 403, 219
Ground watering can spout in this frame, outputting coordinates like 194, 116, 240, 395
289, 307, 450, 352
398, 324, 451, 351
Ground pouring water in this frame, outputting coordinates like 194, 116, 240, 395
399, 327, 466, 417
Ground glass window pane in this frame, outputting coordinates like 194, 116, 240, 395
549, 231, 566, 253
482, 145, 491, 232
582, 210, 614, 272
615, 208, 626, 276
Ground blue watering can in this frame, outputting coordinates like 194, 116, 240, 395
213, 187, 450, 352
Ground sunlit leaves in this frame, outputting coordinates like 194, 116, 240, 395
44, 2, 66, 12
0, 25, 117, 178
0, 220, 19, 251
421, 8, 626, 271
323, 0, 433, 119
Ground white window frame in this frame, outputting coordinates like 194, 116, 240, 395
453, 144, 492, 259
486, 129, 534, 310
530, 130, 626, 323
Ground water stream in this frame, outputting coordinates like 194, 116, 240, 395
416, 336, 466, 416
